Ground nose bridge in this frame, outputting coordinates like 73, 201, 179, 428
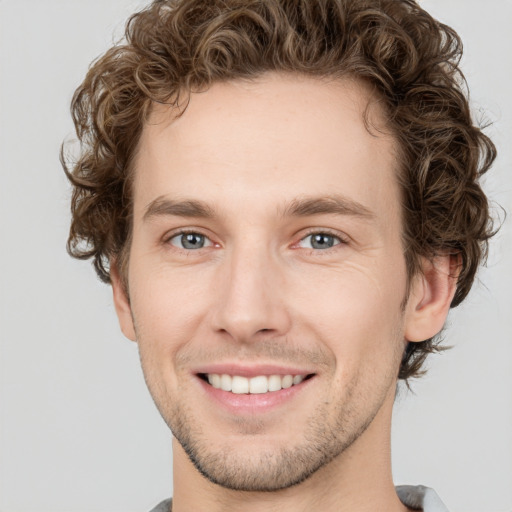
211, 236, 290, 342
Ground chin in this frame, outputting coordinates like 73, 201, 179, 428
166, 395, 377, 492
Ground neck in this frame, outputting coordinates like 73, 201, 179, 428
171, 387, 410, 512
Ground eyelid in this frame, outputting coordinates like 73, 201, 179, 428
164, 228, 216, 250
295, 228, 349, 247
162, 227, 349, 252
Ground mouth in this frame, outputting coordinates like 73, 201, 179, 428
198, 372, 315, 395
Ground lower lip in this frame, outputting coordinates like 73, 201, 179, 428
197, 376, 314, 414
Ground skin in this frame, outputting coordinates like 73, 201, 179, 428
112, 73, 457, 512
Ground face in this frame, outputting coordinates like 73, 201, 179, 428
115, 73, 418, 491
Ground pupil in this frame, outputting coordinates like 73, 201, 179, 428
182, 233, 204, 249
312, 234, 333, 249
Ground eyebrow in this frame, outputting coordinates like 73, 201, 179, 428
280, 195, 375, 220
143, 197, 217, 221
143, 194, 374, 222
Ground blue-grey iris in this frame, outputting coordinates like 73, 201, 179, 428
310, 233, 336, 249
181, 233, 205, 249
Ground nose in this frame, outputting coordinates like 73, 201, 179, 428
210, 243, 292, 344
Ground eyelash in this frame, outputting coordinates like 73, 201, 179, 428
164, 228, 349, 253
165, 229, 214, 251
297, 229, 349, 252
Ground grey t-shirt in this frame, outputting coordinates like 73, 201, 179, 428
149, 484, 449, 511
396, 485, 449, 511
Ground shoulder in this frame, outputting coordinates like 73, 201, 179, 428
396, 485, 449, 512
148, 489, 449, 512
148, 497, 173, 512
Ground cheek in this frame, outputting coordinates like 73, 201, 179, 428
290, 261, 407, 360
292, 265, 406, 410
128, 262, 216, 372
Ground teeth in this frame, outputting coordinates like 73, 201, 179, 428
205, 373, 308, 394
293, 375, 305, 385
232, 375, 249, 394
208, 374, 221, 389
268, 375, 282, 392
281, 375, 293, 389
249, 376, 268, 394
220, 374, 232, 392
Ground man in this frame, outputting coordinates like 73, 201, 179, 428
63, 0, 495, 510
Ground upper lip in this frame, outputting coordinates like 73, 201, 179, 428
193, 363, 316, 378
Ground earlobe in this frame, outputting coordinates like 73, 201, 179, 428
404, 254, 461, 343
111, 262, 137, 342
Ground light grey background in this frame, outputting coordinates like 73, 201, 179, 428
0, 1, 511, 511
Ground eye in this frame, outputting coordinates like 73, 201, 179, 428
168, 231, 214, 250
298, 232, 344, 250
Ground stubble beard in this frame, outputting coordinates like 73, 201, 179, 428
135, 317, 406, 493
151, 372, 391, 492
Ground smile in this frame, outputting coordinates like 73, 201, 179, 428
201, 373, 312, 394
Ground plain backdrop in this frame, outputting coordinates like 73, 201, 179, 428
0, 1, 511, 511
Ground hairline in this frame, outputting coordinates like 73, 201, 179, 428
116, 73, 417, 296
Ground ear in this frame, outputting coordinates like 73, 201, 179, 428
111, 262, 137, 342
404, 254, 461, 342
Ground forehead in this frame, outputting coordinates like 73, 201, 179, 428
132, 73, 399, 222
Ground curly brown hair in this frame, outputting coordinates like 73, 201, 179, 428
62, 0, 496, 380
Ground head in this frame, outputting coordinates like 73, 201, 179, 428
63, 0, 496, 492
